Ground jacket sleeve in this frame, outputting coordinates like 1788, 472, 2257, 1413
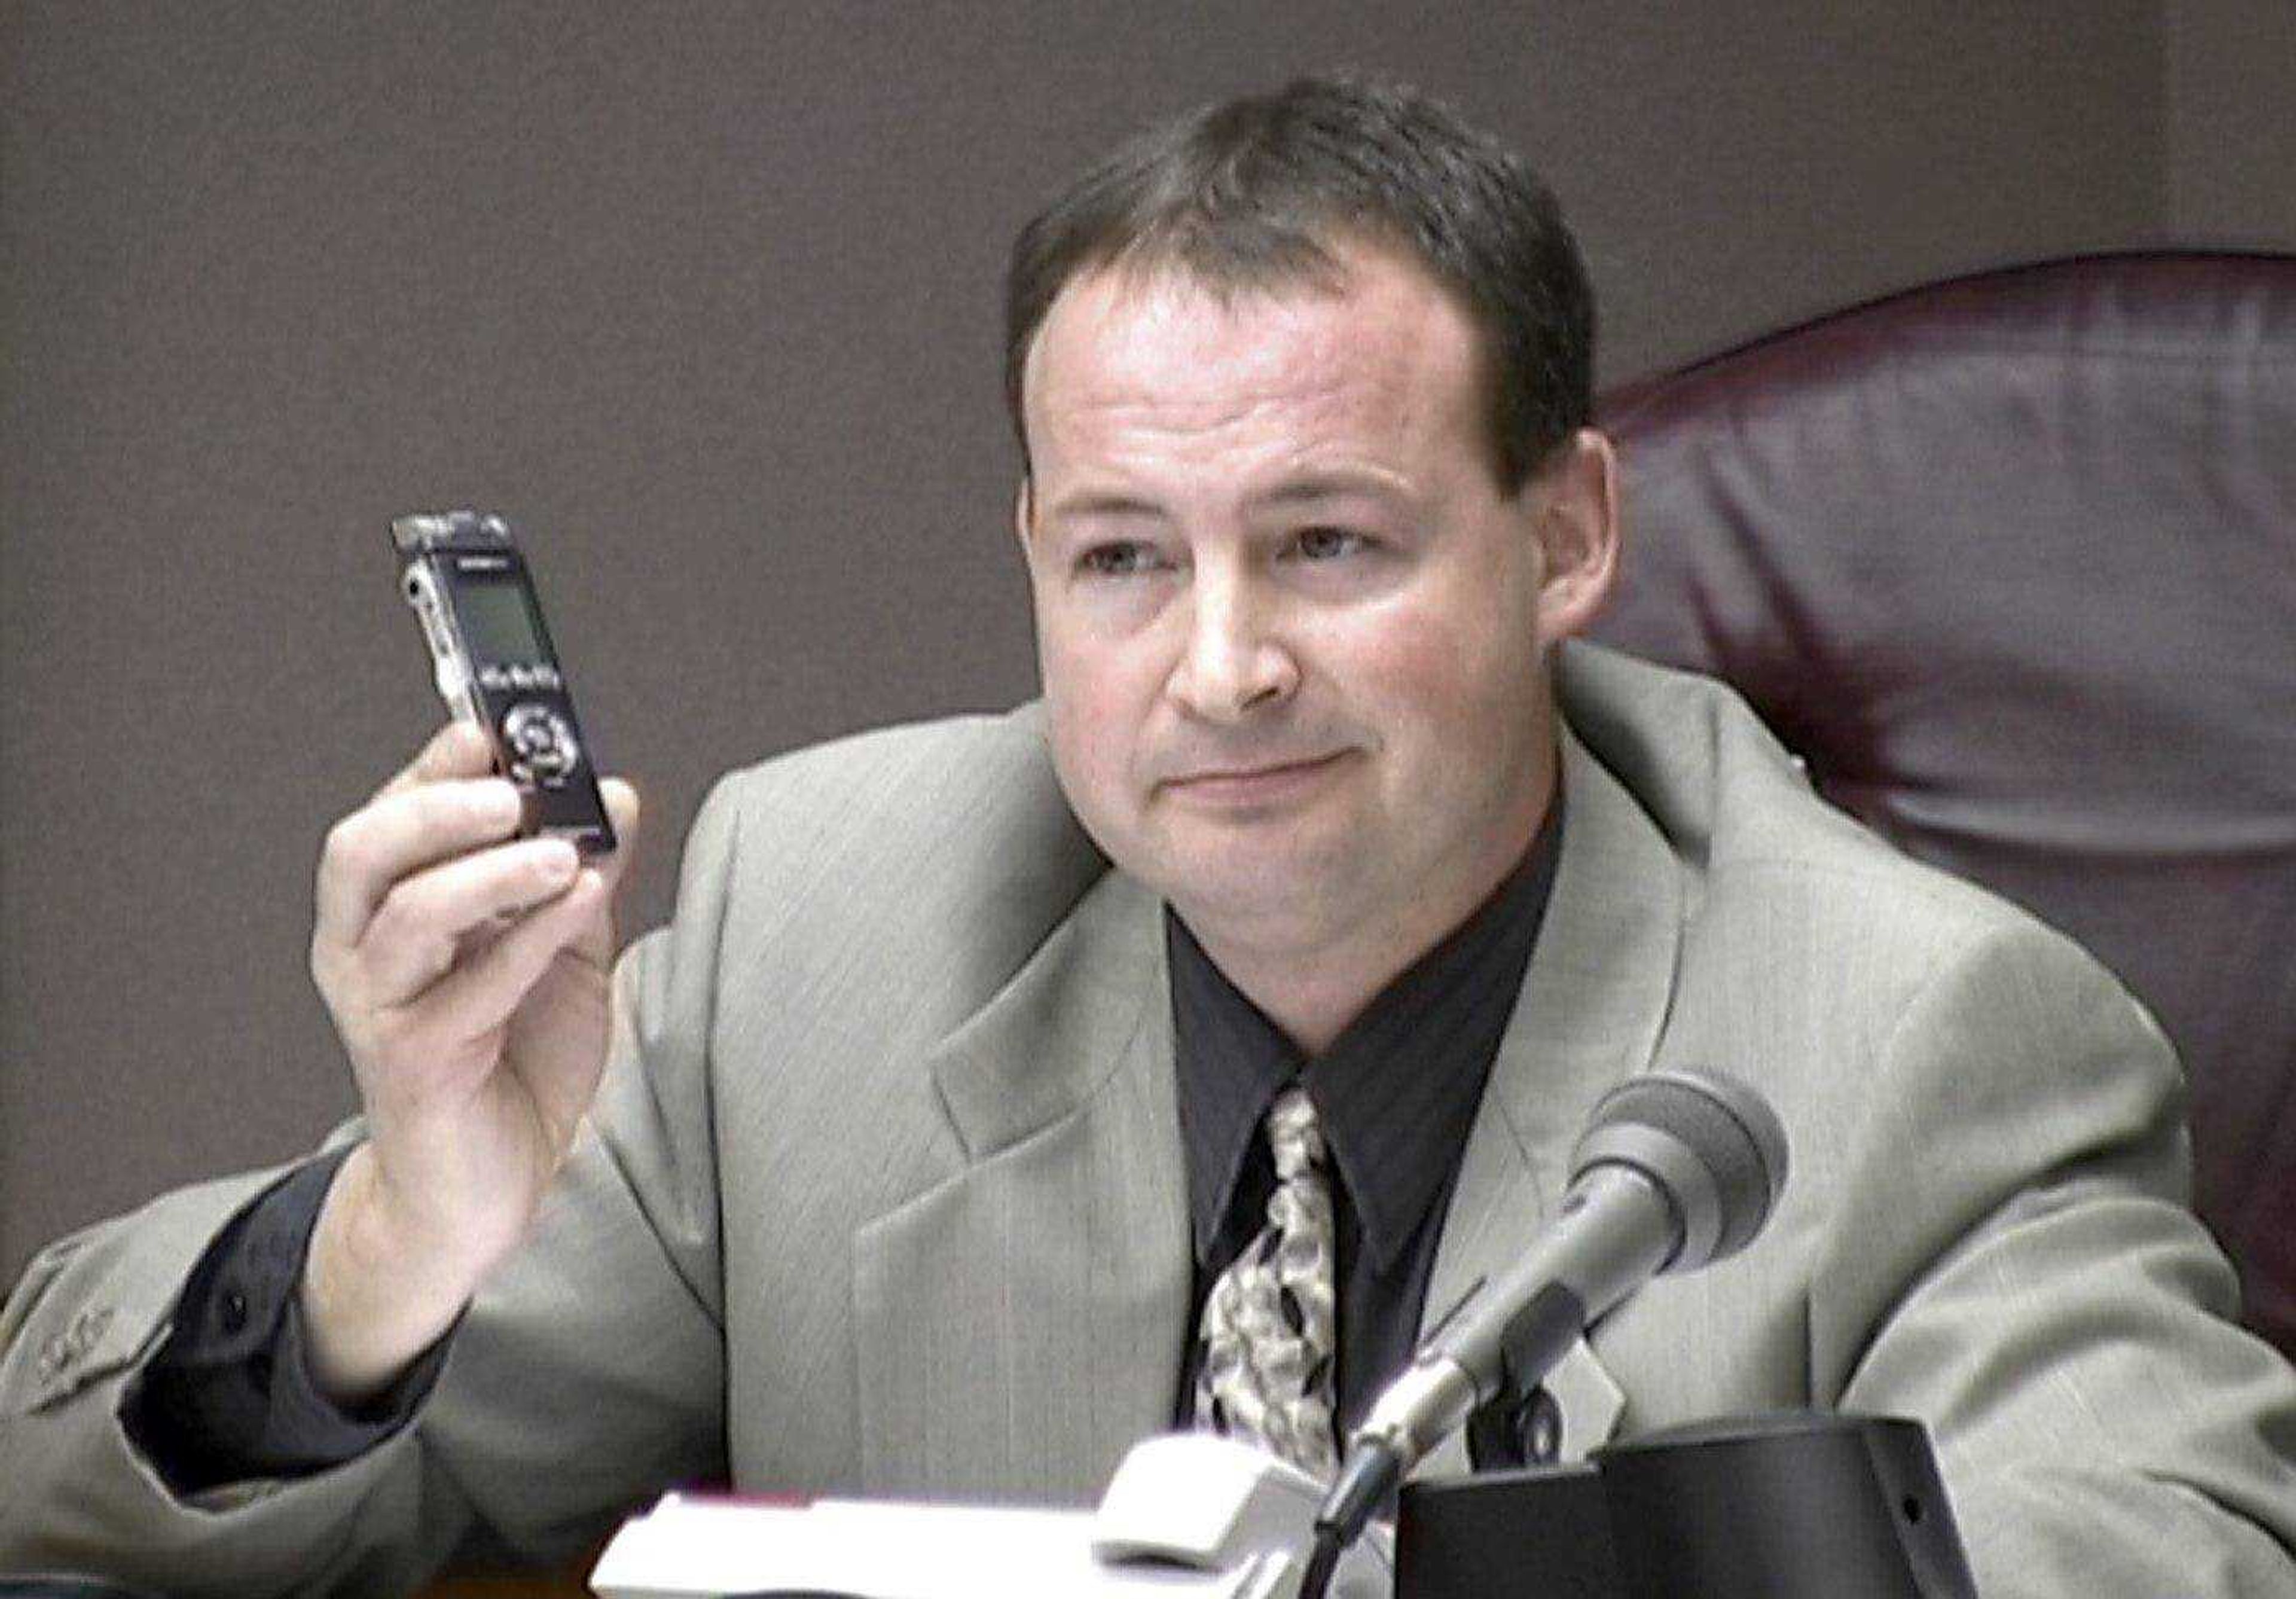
123, 1146, 457, 1493
0, 776, 750, 1597
1815, 921, 2296, 1595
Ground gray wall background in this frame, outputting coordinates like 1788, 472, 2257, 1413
4, 1, 2292, 1283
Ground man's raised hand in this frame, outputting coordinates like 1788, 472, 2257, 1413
300, 721, 639, 1402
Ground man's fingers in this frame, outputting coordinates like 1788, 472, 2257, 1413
593, 779, 641, 890
418, 869, 607, 1048
355, 838, 584, 1004
531, 779, 639, 972
375, 721, 495, 802
316, 777, 529, 949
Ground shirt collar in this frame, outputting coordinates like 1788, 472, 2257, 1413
1168, 794, 1565, 1271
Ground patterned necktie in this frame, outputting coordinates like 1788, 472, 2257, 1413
1192, 1084, 1341, 1478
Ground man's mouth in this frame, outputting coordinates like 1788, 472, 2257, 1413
1159, 750, 1354, 805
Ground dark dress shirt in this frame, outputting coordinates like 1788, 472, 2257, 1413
131, 802, 1560, 1492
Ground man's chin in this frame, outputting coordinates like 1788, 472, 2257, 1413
1138, 834, 1373, 938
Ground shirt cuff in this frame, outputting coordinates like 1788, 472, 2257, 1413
124, 1145, 456, 1493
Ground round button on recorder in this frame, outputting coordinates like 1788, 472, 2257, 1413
503, 701, 580, 784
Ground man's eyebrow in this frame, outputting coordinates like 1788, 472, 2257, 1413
1247, 469, 1413, 509
1039, 469, 1412, 525
1039, 489, 1168, 524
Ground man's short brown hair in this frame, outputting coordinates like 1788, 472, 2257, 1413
1004, 73, 1596, 494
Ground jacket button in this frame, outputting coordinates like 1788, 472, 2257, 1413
74, 1305, 114, 1352
221, 1287, 250, 1336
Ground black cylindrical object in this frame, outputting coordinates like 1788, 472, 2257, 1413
1597, 1411, 1977, 1598
1397, 1410, 1978, 1598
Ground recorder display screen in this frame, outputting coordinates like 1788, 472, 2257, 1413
454, 576, 549, 665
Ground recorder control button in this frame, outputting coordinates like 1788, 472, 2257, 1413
503, 701, 579, 783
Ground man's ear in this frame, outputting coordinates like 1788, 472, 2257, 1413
1013, 475, 1035, 550
1530, 428, 1623, 645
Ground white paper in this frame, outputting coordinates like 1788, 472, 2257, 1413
588, 1492, 1290, 1599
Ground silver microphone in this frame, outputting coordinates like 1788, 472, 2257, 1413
1309, 1069, 1790, 1567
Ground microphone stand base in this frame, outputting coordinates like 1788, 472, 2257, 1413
1396, 1410, 1977, 1599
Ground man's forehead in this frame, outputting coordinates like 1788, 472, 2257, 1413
1021, 245, 1480, 440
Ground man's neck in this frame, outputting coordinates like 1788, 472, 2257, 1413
1191, 941, 1409, 1058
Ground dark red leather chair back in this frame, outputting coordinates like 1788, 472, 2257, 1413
1592, 253, 2296, 1363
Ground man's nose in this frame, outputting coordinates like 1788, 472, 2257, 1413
1168, 575, 1299, 722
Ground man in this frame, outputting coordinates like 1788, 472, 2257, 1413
4, 75, 2292, 1595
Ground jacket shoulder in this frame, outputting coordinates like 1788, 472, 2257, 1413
1559, 642, 2145, 1025
668, 704, 1110, 1032
1562, 643, 2031, 925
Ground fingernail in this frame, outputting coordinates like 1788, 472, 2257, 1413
541, 842, 580, 881
478, 783, 522, 826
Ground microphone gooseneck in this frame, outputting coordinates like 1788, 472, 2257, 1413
1300, 1067, 1790, 1598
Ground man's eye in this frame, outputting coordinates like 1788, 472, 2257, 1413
1077, 542, 1164, 577
1292, 526, 1369, 561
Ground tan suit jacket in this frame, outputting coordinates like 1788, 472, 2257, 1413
5, 643, 2293, 1594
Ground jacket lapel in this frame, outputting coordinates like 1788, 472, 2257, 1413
1416, 724, 1684, 1473
854, 715, 1685, 1496
853, 867, 1190, 1503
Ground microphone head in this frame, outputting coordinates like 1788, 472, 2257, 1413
1570, 1069, 1789, 1272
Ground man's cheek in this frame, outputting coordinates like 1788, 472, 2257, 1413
1349, 627, 1470, 724
1052, 706, 1134, 829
